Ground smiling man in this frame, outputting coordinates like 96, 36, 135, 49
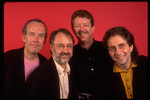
26, 28, 76, 99
102, 26, 148, 98
4, 18, 47, 98
70, 10, 113, 98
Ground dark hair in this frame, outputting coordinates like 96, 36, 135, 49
102, 26, 139, 63
22, 18, 47, 43
71, 10, 94, 30
50, 28, 74, 45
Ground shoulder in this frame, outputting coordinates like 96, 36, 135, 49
4, 47, 24, 63
4, 47, 24, 58
137, 55, 148, 67
94, 40, 102, 45
138, 55, 148, 61
34, 57, 55, 74
27, 57, 57, 83
38, 53, 47, 64
73, 43, 80, 49
93, 40, 104, 48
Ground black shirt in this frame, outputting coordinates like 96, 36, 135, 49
70, 39, 113, 98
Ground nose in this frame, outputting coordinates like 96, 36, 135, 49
80, 25, 85, 31
34, 35, 39, 42
62, 46, 69, 53
115, 47, 122, 55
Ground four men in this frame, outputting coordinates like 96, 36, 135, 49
4, 10, 148, 99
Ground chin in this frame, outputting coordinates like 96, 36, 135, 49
31, 50, 39, 54
61, 59, 69, 64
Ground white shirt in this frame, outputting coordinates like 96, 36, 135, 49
53, 58, 70, 99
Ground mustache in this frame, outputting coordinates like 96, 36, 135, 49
60, 52, 70, 56
77, 30, 89, 35
115, 53, 124, 57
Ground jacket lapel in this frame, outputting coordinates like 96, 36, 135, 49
112, 73, 126, 98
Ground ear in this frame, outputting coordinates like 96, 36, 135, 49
22, 34, 26, 43
130, 45, 134, 52
91, 25, 95, 33
50, 44, 53, 52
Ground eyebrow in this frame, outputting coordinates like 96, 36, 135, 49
109, 43, 126, 47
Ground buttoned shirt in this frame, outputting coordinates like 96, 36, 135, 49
70, 39, 112, 95
53, 58, 70, 99
113, 62, 137, 99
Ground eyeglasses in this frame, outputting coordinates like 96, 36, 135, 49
53, 43, 74, 51
108, 43, 128, 52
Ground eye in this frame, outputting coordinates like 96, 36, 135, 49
39, 34, 44, 38
75, 25, 79, 27
84, 24, 89, 26
67, 44, 73, 49
109, 46, 116, 52
57, 44, 63, 48
29, 32, 35, 36
118, 44, 125, 49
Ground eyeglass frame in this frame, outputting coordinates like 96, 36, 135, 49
52, 43, 74, 51
108, 43, 128, 52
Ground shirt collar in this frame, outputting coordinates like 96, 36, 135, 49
113, 62, 137, 73
78, 38, 96, 50
53, 57, 70, 75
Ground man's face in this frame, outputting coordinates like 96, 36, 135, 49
107, 35, 133, 67
51, 32, 73, 65
73, 17, 95, 43
22, 21, 46, 54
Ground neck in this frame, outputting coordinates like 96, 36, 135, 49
60, 64, 67, 70
24, 48, 38, 63
79, 38, 94, 50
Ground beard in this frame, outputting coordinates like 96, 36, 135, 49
53, 51, 73, 65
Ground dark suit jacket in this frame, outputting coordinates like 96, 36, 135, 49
111, 55, 148, 98
4, 47, 47, 98
25, 57, 76, 99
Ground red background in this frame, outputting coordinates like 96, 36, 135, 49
4, 2, 148, 59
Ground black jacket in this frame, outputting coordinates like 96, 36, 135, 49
4, 47, 47, 98
111, 55, 148, 98
25, 57, 76, 99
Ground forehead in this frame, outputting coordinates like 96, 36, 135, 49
27, 21, 46, 32
54, 32, 73, 44
74, 17, 90, 24
108, 35, 127, 46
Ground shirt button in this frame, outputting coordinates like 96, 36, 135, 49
127, 79, 129, 81
89, 58, 91, 60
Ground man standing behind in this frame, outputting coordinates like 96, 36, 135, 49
4, 18, 47, 98
26, 28, 76, 99
102, 26, 148, 98
70, 10, 113, 98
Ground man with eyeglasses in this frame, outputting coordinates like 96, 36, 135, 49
102, 26, 148, 98
26, 28, 76, 99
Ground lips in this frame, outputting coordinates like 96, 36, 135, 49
60, 52, 70, 59
61, 55, 69, 58
115, 54, 125, 61
31, 44, 39, 47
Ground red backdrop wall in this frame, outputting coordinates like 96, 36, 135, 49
4, 2, 148, 59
